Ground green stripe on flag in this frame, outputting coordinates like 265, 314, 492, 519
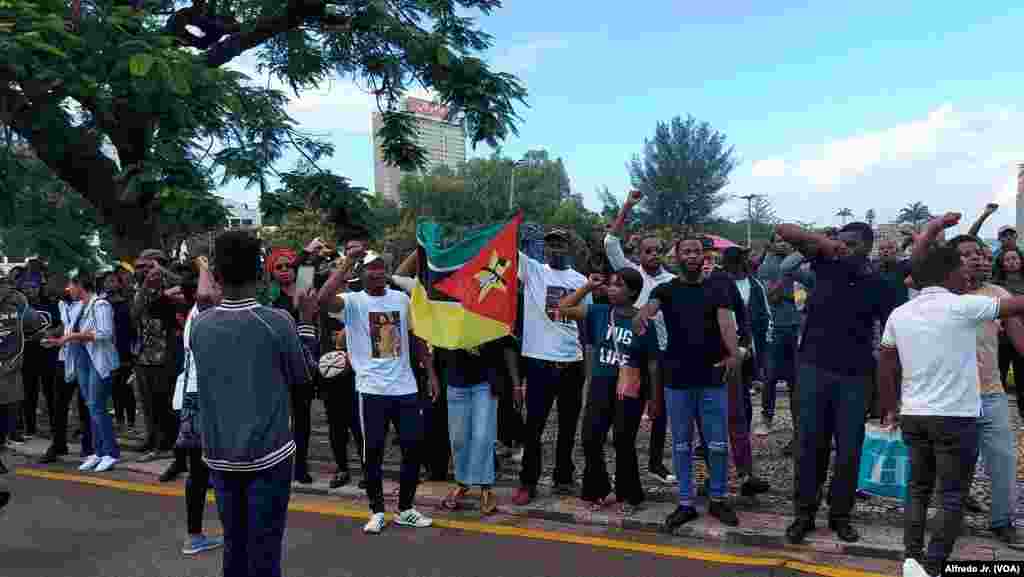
416, 219, 508, 271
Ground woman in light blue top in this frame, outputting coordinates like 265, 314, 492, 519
52, 272, 120, 472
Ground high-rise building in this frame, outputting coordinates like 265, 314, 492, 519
372, 97, 467, 204
1016, 163, 1024, 238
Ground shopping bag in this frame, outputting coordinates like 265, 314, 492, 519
857, 426, 910, 500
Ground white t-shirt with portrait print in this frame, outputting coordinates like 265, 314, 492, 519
342, 289, 418, 396
518, 253, 590, 362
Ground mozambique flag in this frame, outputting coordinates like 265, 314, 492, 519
410, 213, 521, 350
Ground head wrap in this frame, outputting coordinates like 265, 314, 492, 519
266, 248, 297, 277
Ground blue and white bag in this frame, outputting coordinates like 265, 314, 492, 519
857, 425, 910, 500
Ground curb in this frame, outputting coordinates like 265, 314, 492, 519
5, 442, 1004, 564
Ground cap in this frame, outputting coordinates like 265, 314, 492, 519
544, 228, 570, 241
999, 225, 1017, 237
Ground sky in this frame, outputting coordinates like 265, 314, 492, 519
221, 1, 1024, 238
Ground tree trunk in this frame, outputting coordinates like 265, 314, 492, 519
107, 206, 163, 261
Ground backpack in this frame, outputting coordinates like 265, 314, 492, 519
0, 288, 27, 376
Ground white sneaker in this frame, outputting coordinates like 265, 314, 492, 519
94, 456, 118, 472
395, 508, 433, 528
902, 558, 931, 577
363, 512, 387, 534
79, 455, 100, 471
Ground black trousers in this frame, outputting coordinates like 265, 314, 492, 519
423, 382, 451, 481
185, 447, 211, 535
581, 377, 645, 505
902, 415, 978, 573
497, 372, 525, 448
21, 349, 57, 436
519, 358, 585, 487
646, 364, 667, 467
360, 393, 424, 513
290, 387, 312, 476
48, 369, 76, 454
112, 363, 136, 426
135, 366, 176, 451
322, 373, 363, 473
999, 341, 1024, 419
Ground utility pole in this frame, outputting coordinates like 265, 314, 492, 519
739, 194, 759, 248
508, 159, 528, 211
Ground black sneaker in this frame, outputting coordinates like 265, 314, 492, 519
786, 518, 815, 544
708, 500, 739, 526
740, 476, 770, 497
38, 448, 60, 464
294, 471, 313, 485
329, 471, 351, 489
0, 458, 7, 475
663, 505, 699, 532
552, 481, 577, 496
159, 463, 187, 483
829, 520, 860, 543
992, 526, 1024, 549
0, 490, 9, 512
357, 478, 368, 490
648, 462, 677, 484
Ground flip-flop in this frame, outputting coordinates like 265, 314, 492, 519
442, 485, 470, 511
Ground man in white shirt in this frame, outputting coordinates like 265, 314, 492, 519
512, 228, 590, 506
321, 252, 439, 534
604, 189, 676, 483
879, 224, 1024, 576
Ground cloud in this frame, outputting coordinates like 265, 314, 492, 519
727, 104, 1024, 232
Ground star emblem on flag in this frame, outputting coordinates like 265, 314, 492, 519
474, 251, 510, 302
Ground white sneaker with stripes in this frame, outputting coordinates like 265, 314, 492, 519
363, 512, 387, 534
395, 508, 432, 528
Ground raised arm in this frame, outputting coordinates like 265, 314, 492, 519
558, 275, 601, 321
775, 223, 842, 260
394, 250, 418, 277
194, 256, 220, 305
604, 190, 642, 272
317, 257, 356, 313
967, 203, 999, 238
911, 212, 962, 263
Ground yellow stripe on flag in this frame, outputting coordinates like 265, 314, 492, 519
410, 282, 510, 349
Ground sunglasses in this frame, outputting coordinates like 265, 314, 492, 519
274, 264, 293, 272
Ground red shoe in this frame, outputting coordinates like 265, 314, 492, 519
512, 486, 534, 506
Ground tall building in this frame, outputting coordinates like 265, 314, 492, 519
372, 97, 467, 204
223, 199, 261, 231
1017, 163, 1024, 238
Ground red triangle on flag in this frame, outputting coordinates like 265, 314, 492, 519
434, 215, 521, 328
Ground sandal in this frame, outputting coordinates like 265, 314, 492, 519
480, 489, 498, 516
587, 494, 614, 512
442, 485, 470, 510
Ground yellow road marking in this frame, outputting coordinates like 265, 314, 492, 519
17, 467, 892, 577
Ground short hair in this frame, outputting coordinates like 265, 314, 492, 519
911, 245, 962, 288
839, 222, 874, 246
214, 230, 263, 286
613, 268, 644, 305
70, 271, 97, 292
946, 234, 980, 252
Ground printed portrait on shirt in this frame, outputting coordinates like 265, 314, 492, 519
369, 311, 402, 359
545, 286, 573, 325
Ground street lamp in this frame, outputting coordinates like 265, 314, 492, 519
738, 194, 760, 248
508, 159, 530, 211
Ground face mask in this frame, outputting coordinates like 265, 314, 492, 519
549, 254, 572, 270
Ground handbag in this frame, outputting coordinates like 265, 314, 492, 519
611, 309, 642, 399
856, 425, 909, 500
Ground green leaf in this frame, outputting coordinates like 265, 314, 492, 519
128, 53, 155, 77
437, 45, 450, 67
169, 67, 191, 96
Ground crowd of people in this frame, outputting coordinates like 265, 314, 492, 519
0, 192, 1022, 577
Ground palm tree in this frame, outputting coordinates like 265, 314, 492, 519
897, 202, 932, 230
835, 208, 854, 225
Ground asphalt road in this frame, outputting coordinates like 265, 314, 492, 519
0, 464, 877, 577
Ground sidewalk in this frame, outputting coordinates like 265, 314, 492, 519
8, 437, 1021, 564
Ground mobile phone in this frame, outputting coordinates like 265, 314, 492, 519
296, 265, 315, 293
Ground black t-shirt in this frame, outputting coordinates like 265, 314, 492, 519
801, 256, 896, 376
651, 275, 735, 389
435, 337, 511, 388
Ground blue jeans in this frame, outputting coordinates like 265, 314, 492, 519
76, 357, 119, 459
210, 457, 293, 577
763, 325, 799, 421
447, 384, 498, 486
795, 364, 867, 524
665, 386, 728, 506
967, 393, 1016, 529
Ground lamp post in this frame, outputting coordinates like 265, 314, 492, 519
738, 194, 759, 248
508, 159, 529, 211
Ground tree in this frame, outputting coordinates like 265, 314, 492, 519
835, 207, 854, 225
260, 209, 337, 252
259, 163, 376, 241
897, 202, 932, 229
629, 115, 737, 228
749, 196, 777, 225
865, 209, 876, 227
0, 0, 527, 257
